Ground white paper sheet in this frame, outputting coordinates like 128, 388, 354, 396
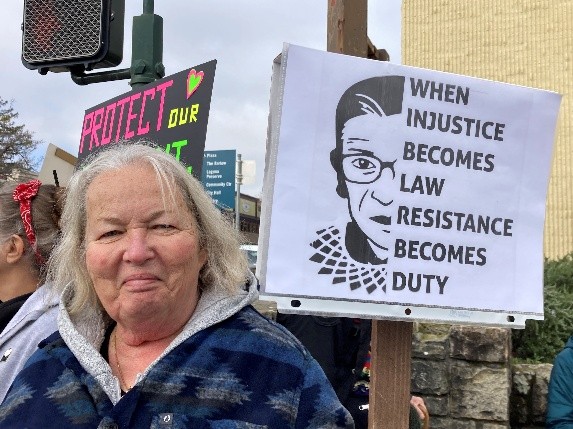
259, 44, 561, 327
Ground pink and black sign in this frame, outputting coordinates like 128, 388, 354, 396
78, 60, 217, 177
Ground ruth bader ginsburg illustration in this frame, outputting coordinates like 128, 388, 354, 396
309, 76, 405, 295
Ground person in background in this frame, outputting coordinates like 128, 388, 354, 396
276, 313, 429, 428
0, 179, 62, 403
547, 336, 573, 427
0, 143, 353, 428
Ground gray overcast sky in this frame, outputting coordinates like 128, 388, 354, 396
1, 1, 401, 196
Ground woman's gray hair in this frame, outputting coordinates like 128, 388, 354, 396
47, 142, 249, 316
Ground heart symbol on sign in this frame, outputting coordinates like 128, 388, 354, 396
187, 69, 204, 99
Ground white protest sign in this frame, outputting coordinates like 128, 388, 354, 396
258, 44, 561, 327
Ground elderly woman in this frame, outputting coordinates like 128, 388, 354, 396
0, 143, 353, 428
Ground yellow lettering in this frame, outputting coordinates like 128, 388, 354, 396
190, 104, 199, 122
168, 109, 178, 128
178, 108, 189, 126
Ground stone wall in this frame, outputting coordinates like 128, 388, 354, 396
412, 324, 552, 429
510, 364, 552, 428
412, 324, 512, 428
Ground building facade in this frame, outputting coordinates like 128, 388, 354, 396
237, 192, 261, 244
402, 0, 572, 259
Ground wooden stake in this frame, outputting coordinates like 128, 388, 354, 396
370, 320, 413, 428
327, 0, 368, 57
326, 2, 412, 427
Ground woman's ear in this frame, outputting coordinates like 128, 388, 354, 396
5, 234, 26, 264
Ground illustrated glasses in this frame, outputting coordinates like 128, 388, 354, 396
342, 154, 396, 184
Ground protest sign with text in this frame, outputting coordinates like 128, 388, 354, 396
258, 44, 561, 327
78, 60, 216, 177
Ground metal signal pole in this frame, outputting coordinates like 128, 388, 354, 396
235, 153, 243, 231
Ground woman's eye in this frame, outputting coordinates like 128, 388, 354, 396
352, 157, 376, 170
100, 230, 121, 239
152, 224, 176, 231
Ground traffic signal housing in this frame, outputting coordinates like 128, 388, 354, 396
21, 0, 125, 74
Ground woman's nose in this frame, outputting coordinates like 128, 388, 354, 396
123, 229, 154, 263
370, 167, 395, 206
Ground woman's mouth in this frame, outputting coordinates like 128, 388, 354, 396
370, 215, 392, 225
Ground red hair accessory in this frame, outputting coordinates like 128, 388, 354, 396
13, 179, 45, 264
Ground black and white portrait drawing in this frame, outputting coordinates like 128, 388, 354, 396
309, 76, 405, 294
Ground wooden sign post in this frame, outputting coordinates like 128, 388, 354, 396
327, 1, 412, 427
371, 320, 413, 428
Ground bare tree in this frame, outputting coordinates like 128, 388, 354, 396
0, 97, 41, 181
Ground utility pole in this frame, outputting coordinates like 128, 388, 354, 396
236, 153, 243, 231
326, 2, 412, 428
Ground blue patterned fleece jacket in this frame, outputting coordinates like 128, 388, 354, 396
0, 277, 354, 429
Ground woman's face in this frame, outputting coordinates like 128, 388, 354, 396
84, 162, 207, 330
341, 113, 401, 256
